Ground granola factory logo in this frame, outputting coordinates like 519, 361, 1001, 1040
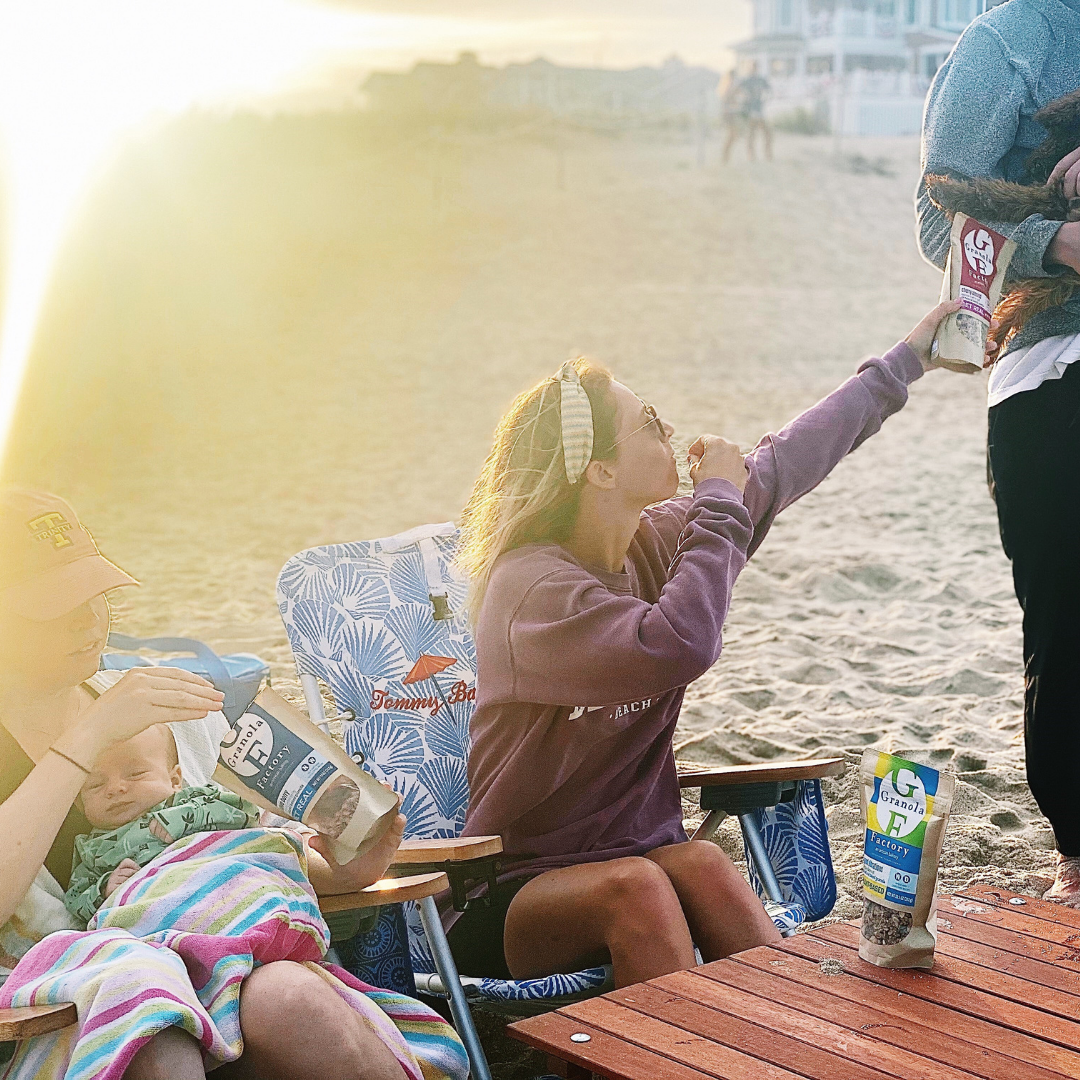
27, 512, 74, 549
877, 766, 927, 839
220, 714, 274, 778
963, 227, 996, 277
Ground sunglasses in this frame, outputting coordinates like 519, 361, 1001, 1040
610, 402, 667, 449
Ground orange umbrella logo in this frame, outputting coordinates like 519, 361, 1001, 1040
403, 654, 457, 686
402, 654, 459, 720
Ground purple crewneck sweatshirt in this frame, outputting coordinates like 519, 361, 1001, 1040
463, 343, 922, 877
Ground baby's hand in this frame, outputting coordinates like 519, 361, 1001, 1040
105, 859, 141, 897
148, 818, 174, 844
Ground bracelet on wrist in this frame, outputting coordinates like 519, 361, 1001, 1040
48, 746, 91, 774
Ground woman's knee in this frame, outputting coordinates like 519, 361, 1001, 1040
595, 857, 683, 924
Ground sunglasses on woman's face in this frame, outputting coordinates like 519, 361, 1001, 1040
611, 402, 667, 449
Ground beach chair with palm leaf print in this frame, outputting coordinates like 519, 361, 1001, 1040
275, 524, 844, 1054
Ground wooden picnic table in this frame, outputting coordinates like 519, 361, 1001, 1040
509, 884, 1080, 1080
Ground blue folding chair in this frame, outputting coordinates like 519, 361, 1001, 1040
277, 523, 843, 1079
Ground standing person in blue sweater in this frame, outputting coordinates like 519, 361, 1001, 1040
917, 0, 1080, 904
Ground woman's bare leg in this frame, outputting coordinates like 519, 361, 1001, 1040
216, 962, 406, 1080
123, 1026, 205, 1080
503, 856, 696, 988
646, 840, 781, 961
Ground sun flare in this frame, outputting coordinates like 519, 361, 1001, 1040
0, 0, 425, 464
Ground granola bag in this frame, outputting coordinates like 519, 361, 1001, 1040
931, 212, 1016, 373
859, 749, 955, 969
213, 688, 399, 863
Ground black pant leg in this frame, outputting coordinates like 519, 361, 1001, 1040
988, 361, 1080, 856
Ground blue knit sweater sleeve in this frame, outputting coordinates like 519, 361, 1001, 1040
916, 21, 1064, 280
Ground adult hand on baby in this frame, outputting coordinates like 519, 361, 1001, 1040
904, 299, 963, 372
687, 435, 748, 492
105, 858, 140, 898
53, 667, 224, 772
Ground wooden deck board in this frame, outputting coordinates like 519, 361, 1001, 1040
813, 922, 1080, 1023
933, 922, 1080, 997
509, 893, 1080, 1080
937, 895, 1080, 948
659, 966, 984, 1080
808, 927, 1080, 1047
957, 885, 1080, 930
562, 996, 805, 1080
715, 947, 1070, 1080
508, 1013, 716, 1080
932, 908, 1080, 970
596, 980, 881, 1080
773, 936, 1080, 1078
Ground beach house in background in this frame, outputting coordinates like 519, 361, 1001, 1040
363, 53, 720, 126
735, 0, 1002, 136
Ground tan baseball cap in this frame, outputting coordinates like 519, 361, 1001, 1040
0, 489, 138, 621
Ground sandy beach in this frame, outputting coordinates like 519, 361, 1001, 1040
4, 114, 1053, 958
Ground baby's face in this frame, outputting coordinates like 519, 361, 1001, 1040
80, 726, 183, 830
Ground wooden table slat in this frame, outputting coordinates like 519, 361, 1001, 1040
933, 921, 1080, 997
715, 947, 1072, 1080
938, 895, 1080, 949
590, 981, 877, 1080
774, 937, 1080, 1079
815, 922, 1080, 1023
509, 1012, 716, 1080
563, 996, 805, 1080
808, 927, 1080, 1049
933, 909, 1080, 970
958, 885, 1080, 930
658, 966, 984, 1080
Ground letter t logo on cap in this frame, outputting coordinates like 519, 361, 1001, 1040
27, 512, 74, 549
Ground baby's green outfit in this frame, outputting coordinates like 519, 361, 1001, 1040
64, 785, 258, 923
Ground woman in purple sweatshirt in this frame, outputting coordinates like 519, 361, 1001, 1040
453, 299, 959, 989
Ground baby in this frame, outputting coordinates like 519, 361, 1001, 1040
64, 724, 257, 923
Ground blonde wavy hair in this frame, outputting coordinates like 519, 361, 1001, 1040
458, 358, 619, 623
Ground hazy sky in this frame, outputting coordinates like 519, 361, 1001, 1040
284, 0, 753, 106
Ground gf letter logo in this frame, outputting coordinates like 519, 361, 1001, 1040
27, 513, 74, 549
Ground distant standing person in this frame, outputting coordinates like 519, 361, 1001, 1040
720, 69, 745, 164
722, 64, 773, 164
916, 0, 1080, 903
740, 64, 772, 162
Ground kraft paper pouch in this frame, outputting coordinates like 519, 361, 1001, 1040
931, 212, 1016, 373
213, 688, 399, 865
859, 749, 955, 969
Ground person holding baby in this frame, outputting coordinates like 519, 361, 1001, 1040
0, 489, 466, 1080
916, 0, 1080, 904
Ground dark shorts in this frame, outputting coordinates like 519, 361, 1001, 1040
445, 878, 531, 980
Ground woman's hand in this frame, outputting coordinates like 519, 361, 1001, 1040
105, 858, 141, 897
904, 299, 963, 371
1049, 147, 1080, 201
687, 435, 748, 492
55, 667, 224, 770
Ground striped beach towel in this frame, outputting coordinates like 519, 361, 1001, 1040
0, 828, 467, 1080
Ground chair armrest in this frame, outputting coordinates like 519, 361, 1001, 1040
317, 872, 449, 914
677, 756, 845, 788
0, 1003, 78, 1041
392, 836, 503, 866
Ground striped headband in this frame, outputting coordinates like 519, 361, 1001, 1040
558, 361, 594, 485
